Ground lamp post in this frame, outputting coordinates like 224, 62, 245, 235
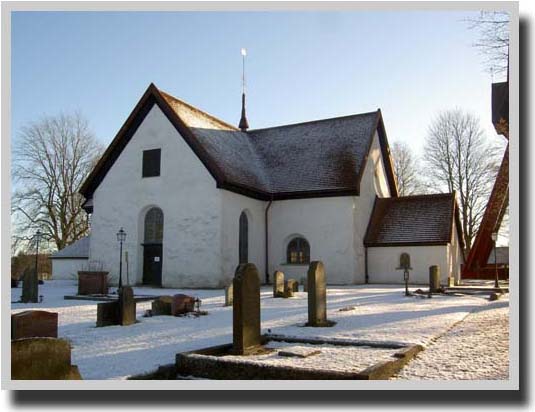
34, 229, 43, 282
116, 228, 127, 291
491, 231, 499, 289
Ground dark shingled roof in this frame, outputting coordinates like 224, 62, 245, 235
248, 112, 379, 194
364, 193, 464, 247
50, 236, 90, 259
80, 84, 398, 202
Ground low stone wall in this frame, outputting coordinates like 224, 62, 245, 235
174, 337, 424, 380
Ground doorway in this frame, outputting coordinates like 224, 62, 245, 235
142, 207, 163, 286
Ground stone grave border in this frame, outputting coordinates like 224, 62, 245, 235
63, 294, 158, 303
173, 334, 423, 380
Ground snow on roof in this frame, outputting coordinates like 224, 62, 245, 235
50, 236, 90, 259
161, 89, 381, 195
364, 193, 460, 246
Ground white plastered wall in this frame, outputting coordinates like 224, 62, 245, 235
89, 104, 223, 288
367, 245, 450, 285
266, 131, 392, 285
268, 197, 356, 285
447, 217, 464, 284
51, 259, 88, 281
352, 131, 392, 283
220, 190, 266, 285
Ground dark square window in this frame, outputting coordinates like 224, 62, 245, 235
142, 149, 161, 178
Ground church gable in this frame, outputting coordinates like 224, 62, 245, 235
81, 83, 398, 205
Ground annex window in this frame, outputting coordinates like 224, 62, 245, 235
286, 237, 310, 264
142, 149, 161, 178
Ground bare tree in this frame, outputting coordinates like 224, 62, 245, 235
12, 112, 103, 252
467, 11, 510, 76
423, 109, 503, 250
390, 141, 425, 196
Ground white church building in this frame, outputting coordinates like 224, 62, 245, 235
79, 84, 464, 288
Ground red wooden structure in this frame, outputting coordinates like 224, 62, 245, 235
462, 80, 509, 279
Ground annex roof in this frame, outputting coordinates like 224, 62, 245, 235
80, 83, 398, 203
50, 236, 90, 259
364, 193, 465, 248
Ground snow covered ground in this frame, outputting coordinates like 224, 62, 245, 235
394, 298, 510, 380
216, 341, 400, 372
11, 280, 507, 380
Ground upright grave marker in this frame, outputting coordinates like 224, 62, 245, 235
21, 267, 38, 304
96, 286, 137, 327
233, 263, 261, 355
11, 310, 58, 340
224, 283, 233, 306
119, 286, 136, 325
307, 261, 331, 327
273, 271, 284, 298
429, 265, 441, 293
283, 280, 295, 298
12, 338, 82, 380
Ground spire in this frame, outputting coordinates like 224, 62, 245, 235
239, 48, 249, 131
239, 92, 249, 131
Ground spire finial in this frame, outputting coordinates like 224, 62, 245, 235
239, 48, 249, 131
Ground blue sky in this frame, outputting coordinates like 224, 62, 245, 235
12, 10, 502, 157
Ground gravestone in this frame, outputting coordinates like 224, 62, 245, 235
78, 271, 108, 295
290, 279, 299, 293
11, 310, 58, 340
96, 301, 119, 327
224, 284, 233, 306
429, 266, 441, 293
283, 280, 295, 298
11, 337, 82, 380
300, 277, 308, 292
151, 295, 173, 316
119, 286, 136, 325
233, 263, 261, 355
171, 294, 196, 316
307, 261, 328, 327
21, 267, 38, 303
273, 271, 284, 298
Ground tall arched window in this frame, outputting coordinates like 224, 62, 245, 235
287, 237, 310, 264
239, 212, 248, 264
144, 207, 164, 244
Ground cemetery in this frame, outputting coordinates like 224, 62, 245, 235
10, 260, 508, 380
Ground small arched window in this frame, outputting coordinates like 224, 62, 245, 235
144, 207, 164, 244
287, 237, 310, 264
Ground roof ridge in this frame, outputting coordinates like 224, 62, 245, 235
158, 88, 240, 131
247, 110, 380, 133
379, 192, 455, 201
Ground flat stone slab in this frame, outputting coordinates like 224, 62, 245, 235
277, 348, 321, 358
